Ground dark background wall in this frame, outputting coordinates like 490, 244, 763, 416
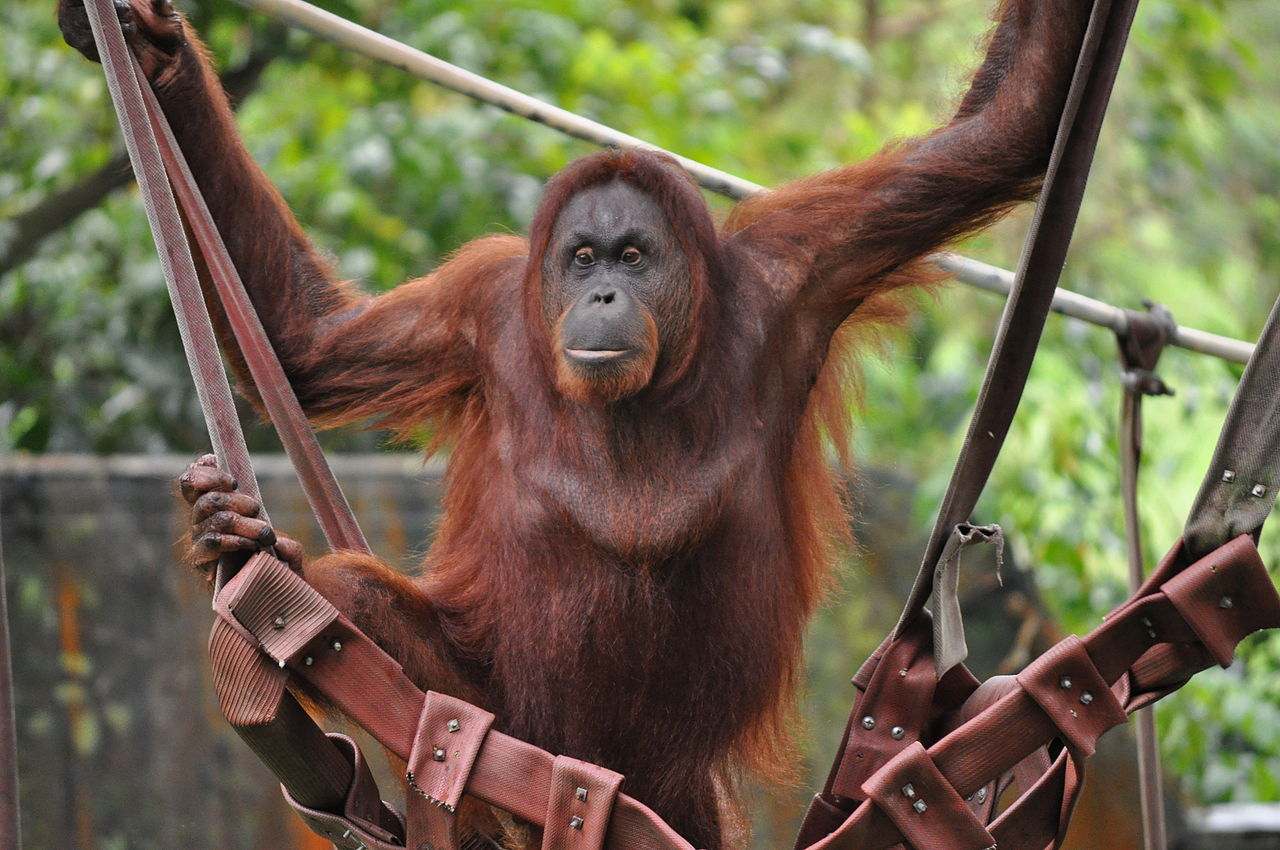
0, 453, 1218, 849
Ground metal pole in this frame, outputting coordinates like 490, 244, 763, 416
0, 501, 21, 850
226, 0, 1257, 365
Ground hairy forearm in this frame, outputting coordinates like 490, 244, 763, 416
152, 30, 361, 388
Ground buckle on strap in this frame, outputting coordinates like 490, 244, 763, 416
542, 756, 624, 850
217, 550, 339, 666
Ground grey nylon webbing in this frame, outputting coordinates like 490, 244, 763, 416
896, 0, 1139, 637
1184, 295, 1280, 557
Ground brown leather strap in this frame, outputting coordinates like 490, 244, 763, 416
81, 0, 377, 823
216, 552, 697, 850
860, 743, 996, 850
806, 535, 1280, 850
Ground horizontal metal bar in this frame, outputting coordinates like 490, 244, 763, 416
227, 0, 1256, 365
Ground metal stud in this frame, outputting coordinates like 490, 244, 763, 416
1059, 676, 1072, 690
272, 615, 286, 630
899, 668, 909, 678
569, 815, 584, 831
1080, 691, 1094, 705
861, 716, 876, 731
891, 726, 906, 741
447, 718, 461, 733
901, 784, 916, 800
576, 787, 589, 802
433, 747, 446, 762
303, 656, 314, 666
1251, 483, 1268, 498
913, 799, 928, 814
974, 787, 988, 805
332, 639, 343, 652
1222, 470, 1237, 483
1220, 596, 1234, 610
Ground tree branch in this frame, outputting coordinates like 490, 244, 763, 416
0, 48, 276, 278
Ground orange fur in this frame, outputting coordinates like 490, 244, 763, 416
153, 1, 1096, 845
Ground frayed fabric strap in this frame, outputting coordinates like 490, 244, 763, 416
406, 692, 496, 850
542, 756, 625, 850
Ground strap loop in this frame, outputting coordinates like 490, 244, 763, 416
283, 734, 407, 850
861, 742, 996, 850
1016, 636, 1126, 760
1161, 535, 1280, 668
542, 756, 625, 850
406, 692, 496, 850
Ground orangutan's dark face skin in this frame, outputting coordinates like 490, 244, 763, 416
542, 181, 691, 403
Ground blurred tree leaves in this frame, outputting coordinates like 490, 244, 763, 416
4, 0, 1280, 805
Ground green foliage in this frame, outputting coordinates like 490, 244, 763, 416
4, 0, 1280, 807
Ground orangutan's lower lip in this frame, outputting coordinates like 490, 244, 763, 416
566, 348, 631, 362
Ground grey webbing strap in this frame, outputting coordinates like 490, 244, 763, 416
1184, 294, 1280, 558
896, 0, 1140, 636
85, 0, 371, 595
82, 0, 261, 517
85, 0, 379, 823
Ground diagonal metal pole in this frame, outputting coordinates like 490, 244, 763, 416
227, 0, 1257, 365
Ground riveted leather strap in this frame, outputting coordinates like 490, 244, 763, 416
861, 743, 996, 850
542, 756, 625, 850
406, 693, 496, 850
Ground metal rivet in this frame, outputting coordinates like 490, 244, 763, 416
569, 815, 584, 831
277, 658, 286, 668
975, 787, 988, 805
1141, 617, 1153, 627
1220, 596, 1234, 609
304, 656, 314, 666
272, 615, 286, 630
861, 716, 876, 731
447, 718, 461, 733
901, 783, 916, 799
899, 668, 909, 678
1080, 692, 1094, 705
891, 726, 906, 741
913, 799, 928, 814
1251, 483, 1267, 498
1222, 470, 1237, 483
433, 747, 446, 762
576, 787, 589, 802
1059, 676, 1072, 689
332, 639, 343, 652
1148, 629, 1158, 639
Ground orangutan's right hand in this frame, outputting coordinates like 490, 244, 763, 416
178, 454, 304, 582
